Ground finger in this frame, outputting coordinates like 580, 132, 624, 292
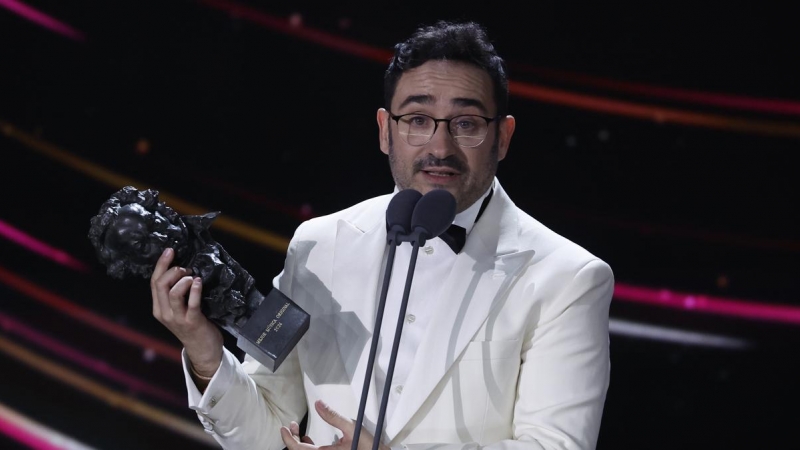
184, 277, 204, 321
151, 248, 174, 316
286, 420, 314, 444
186, 277, 205, 322
280, 426, 300, 449
153, 266, 190, 319
168, 275, 194, 317
315, 400, 352, 433
289, 421, 301, 436
151, 248, 174, 284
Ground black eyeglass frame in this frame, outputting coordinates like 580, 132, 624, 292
388, 111, 502, 148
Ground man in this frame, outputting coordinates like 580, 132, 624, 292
151, 20, 614, 450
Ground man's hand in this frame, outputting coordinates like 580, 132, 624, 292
281, 400, 390, 450
151, 248, 223, 378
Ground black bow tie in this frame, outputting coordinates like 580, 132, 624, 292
438, 224, 467, 254
436, 189, 494, 254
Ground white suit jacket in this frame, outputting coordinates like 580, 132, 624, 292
189, 178, 614, 450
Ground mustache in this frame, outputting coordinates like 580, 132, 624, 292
412, 155, 467, 173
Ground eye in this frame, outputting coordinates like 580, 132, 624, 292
404, 115, 432, 127
454, 116, 479, 130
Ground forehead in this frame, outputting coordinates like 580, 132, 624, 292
391, 60, 495, 114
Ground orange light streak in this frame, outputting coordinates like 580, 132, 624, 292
0, 264, 182, 364
0, 120, 290, 253
0, 336, 218, 447
508, 64, 800, 116
0, 310, 187, 407
509, 81, 800, 138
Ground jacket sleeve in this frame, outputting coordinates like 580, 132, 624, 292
184, 223, 311, 450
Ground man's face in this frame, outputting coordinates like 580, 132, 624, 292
377, 60, 515, 213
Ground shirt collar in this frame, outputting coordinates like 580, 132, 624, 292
452, 179, 494, 235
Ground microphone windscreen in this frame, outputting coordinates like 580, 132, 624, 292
386, 188, 423, 233
410, 189, 456, 239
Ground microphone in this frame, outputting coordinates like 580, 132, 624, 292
371, 189, 456, 450
407, 188, 457, 246
351, 188, 422, 450
386, 189, 424, 245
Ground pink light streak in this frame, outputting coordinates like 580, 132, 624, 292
0, 264, 182, 363
0, 419, 64, 450
548, 206, 800, 253
0, 219, 90, 273
199, 0, 392, 63
614, 282, 800, 325
0, 0, 86, 42
0, 403, 94, 450
0, 311, 187, 407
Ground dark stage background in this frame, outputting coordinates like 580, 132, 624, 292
1, 1, 798, 449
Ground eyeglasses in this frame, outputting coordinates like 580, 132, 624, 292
389, 112, 500, 148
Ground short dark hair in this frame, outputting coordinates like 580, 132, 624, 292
384, 20, 509, 116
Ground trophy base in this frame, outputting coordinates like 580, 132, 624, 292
235, 287, 310, 372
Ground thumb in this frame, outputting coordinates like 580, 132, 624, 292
315, 400, 352, 433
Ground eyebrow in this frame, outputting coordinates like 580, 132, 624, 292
396, 95, 489, 114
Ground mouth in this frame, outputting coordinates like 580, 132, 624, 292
420, 168, 460, 178
418, 168, 461, 186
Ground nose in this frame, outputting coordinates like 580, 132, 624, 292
426, 121, 458, 159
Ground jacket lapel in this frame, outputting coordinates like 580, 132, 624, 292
329, 196, 392, 425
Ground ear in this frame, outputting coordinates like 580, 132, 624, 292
496, 115, 516, 162
377, 108, 391, 155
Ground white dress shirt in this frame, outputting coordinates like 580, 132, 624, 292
375, 183, 493, 420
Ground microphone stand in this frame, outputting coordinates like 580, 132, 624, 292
351, 235, 402, 450
371, 236, 423, 450
351, 188, 451, 450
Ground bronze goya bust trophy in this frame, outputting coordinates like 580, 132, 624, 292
88, 186, 309, 371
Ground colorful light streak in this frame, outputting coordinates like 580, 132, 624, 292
0, 0, 86, 42
0, 336, 218, 447
0, 310, 187, 408
0, 401, 98, 450
142, 150, 315, 221
0, 120, 291, 253
195, 0, 800, 139
549, 206, 800, 253
608, 318, 750, 349
0, 265, 182, 364
196, 176, 314, 221
614, 284, 800, 325
199, 0, 393, 63
508, 80, 800, 138
0, 219, 90, 272
509, 65, 800, 116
